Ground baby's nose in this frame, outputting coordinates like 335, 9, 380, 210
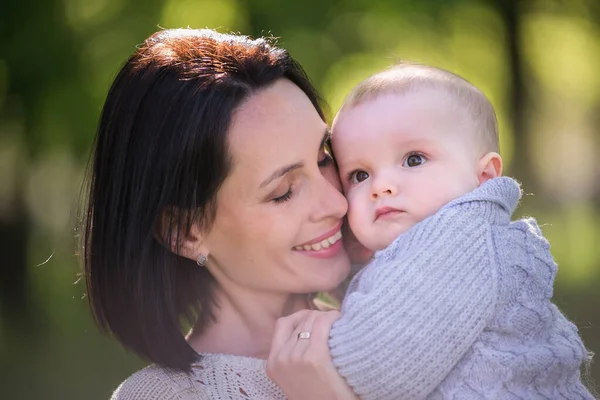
370, 178, 398, 200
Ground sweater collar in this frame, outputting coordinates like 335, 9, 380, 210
442, 177, 522, 225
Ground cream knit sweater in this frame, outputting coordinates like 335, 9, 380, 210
111, 353, 285, 400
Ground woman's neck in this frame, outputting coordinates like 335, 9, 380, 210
187, 287, 313, 359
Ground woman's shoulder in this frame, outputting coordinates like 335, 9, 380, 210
111, 364, 208, 400
110, 353, 285, 400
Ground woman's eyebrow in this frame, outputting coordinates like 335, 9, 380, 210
260, 162, 304, 189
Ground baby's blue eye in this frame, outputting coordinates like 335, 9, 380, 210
403, 154, 427, 167
350, 170, 369, 184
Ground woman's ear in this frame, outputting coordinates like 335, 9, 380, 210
477, 152, 503, 185
155, 207, 209, 262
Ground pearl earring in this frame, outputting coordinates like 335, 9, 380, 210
196, 253, 208, 267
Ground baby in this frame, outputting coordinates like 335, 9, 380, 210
327, 64, 594, 399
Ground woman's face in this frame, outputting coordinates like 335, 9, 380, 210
201, 79, 350, 296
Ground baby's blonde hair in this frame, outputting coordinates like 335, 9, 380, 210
341, 62, 499, 153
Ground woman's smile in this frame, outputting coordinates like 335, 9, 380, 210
293, 221, 344, 258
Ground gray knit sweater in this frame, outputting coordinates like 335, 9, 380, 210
330, 177, 594, 400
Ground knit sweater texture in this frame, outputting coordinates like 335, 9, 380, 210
111, 353, 285, 400
329, 177, 594, 400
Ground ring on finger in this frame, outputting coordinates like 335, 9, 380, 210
297, 331, 311, 339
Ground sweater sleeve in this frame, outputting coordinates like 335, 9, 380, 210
329, 206, 500, 400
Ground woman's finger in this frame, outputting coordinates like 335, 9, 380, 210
267, 310, 359, 400
268, 309, 315, 378
269, 309, 312, 357
304, 310, 341, 358
289, 310, 318, 359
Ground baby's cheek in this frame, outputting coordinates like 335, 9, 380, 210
346, 198, 369, 242
346, 200, 362, 228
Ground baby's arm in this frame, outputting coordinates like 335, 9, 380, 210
329, 206, 500, 400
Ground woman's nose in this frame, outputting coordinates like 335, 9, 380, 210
312, 174, 348, 221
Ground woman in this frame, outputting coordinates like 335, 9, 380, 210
82, 28, 360, 399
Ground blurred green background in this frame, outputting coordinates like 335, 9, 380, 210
1, 0, 599, 398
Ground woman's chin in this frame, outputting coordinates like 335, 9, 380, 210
311, 255, 351, 293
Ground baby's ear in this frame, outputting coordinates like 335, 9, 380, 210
477, 152, 503, 185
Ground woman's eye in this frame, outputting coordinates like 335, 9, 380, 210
403, 154, 427, 167
272, 187, 293, 204
349, 170, 369, 184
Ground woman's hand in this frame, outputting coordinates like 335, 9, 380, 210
267, 310, 359, 400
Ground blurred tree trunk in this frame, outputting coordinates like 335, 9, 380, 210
0, 197, 31, 327
491, 0, 538, 194
0, 3, 32, 330
0, 0, 164, 330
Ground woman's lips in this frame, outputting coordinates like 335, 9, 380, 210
293, 237, 344, 259
295, 221, 343, 245
374, 206, 405, 221
294, 230, 342, 251
292, 221, 344, 258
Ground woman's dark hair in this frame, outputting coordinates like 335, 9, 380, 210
81, 28, 325, 372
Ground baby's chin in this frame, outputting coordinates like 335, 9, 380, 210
360, 225, 412, 251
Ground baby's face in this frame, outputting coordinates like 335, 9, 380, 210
332, 89, 482, 251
